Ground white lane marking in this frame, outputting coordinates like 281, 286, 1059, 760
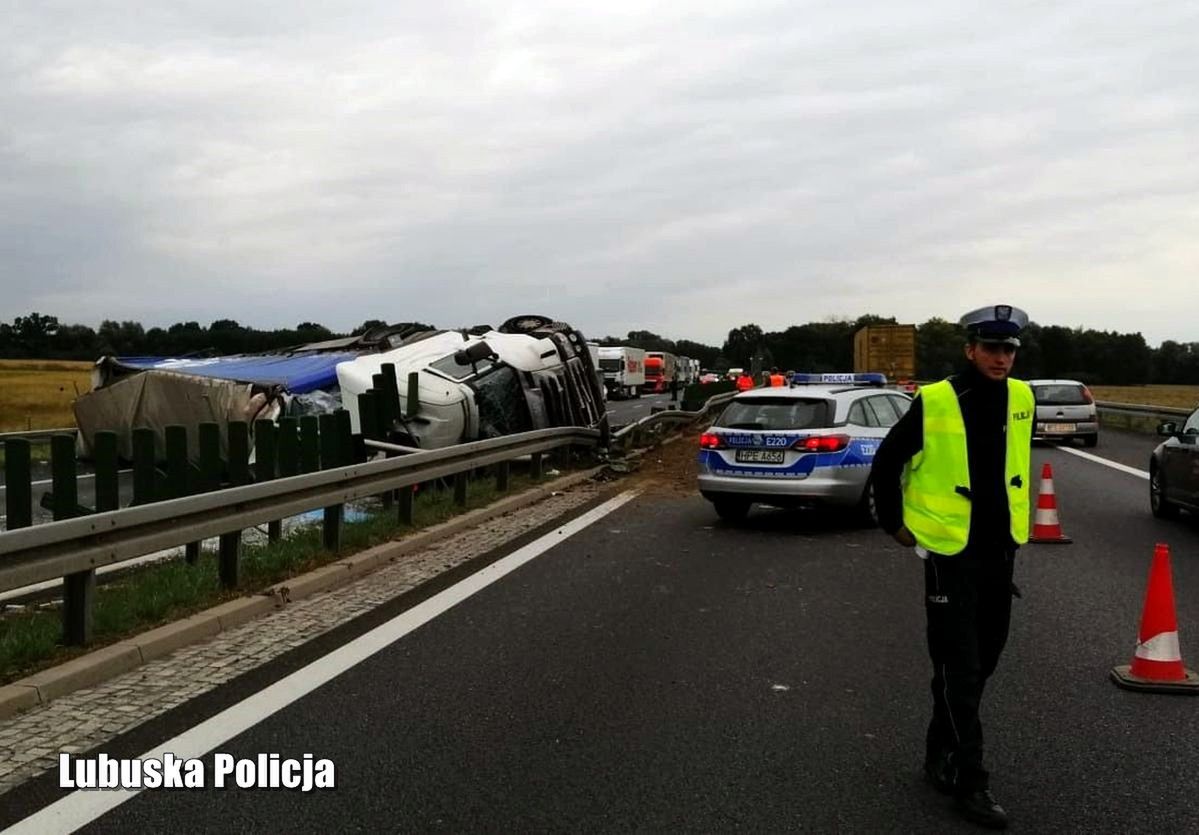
5, 489, 639, 834
1055, 446, 1149, 480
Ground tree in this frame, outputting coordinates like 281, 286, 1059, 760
722, 324, 764, 369
916, 318, 963, 380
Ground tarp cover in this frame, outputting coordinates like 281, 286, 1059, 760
108, 353, 362, 393
73, 371, 270, 461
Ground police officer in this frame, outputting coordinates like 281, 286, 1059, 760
871, 305, 1034, 830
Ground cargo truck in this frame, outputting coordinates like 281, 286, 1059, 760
853, 324, 916, 382
643, 351, 677, 393
597, 346, 645, 399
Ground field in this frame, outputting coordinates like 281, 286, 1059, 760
1089, 385, 1199, 410
0, 360, 94, 432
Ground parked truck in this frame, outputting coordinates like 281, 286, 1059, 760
643, 351, 677, 393
597, 345, 645, 399
853, 324, 917, 382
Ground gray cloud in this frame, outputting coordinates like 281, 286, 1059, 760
2, 0, 1197, 347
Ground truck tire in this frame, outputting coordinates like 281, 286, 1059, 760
498, 315, 554, 334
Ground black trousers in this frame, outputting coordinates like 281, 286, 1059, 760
923, 546, 1015, 793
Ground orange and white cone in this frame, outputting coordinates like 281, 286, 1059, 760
1111, 543, 1199, 693
1030, 462, 1071, 543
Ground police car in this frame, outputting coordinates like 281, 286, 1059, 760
696, 373, 912, 522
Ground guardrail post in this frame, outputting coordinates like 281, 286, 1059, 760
3, 438, 32, 530
398, 485, 415, 525
496, 460, 510, 492
299, 415, 320, 473
454, 471, 468, 507
530, 452, 543, 480
219, 421, 250, 589
131, 427, 158, 505
255, 420, 281, 543
53, 434, 94, 646
405, 371, 420, 419
319, 413, 342, 551
555, 444, 571, 472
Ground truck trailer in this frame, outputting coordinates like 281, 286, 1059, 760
853, 324, 917, 381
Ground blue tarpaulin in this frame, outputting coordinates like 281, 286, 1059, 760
112, 353, 362, 394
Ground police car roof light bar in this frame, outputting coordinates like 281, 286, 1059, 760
789, 372, 888, 387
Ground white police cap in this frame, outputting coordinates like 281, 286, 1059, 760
959, 304, 1028, 346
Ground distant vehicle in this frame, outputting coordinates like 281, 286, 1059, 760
854, 324, 916, 381
644, 352, 678, 394
696, 373, 912, 523
699, 372, 721, 385
1150, 406, 1199, 519
1027, 379, 1099, 447
726, 367, 745, 381
597, 346, 646, 400
338, 315, 608, 450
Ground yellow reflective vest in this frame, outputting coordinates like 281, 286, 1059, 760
902, 378, 1034, 555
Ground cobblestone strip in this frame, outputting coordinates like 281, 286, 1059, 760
0, 481, 612, 796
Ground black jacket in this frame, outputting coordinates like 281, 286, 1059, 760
872, 364, 1019, 552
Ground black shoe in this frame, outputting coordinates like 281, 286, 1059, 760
954, 789, 1009, 830
923, 758, 953, 795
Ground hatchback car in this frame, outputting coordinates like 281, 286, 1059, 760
1027, 379, 1099, 447
1150, 405, 1199, 519
696, 373, 912, 522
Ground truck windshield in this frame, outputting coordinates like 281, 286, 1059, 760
471, 366, 533, 437
598, 359, 622, 372
718, 398, 830, 430
430, 351, 495, 381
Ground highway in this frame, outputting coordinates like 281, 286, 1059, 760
4, 428, 1198, 832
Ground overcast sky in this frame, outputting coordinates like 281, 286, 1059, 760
3, 1, 1197, 347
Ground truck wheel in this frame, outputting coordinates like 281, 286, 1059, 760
498, 315, 554, 334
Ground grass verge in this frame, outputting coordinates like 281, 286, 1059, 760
0, 466, 565, 684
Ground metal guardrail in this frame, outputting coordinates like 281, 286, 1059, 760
0, 426, 597, 595
1095, 400, 1190, 420
611, 390, 737, 448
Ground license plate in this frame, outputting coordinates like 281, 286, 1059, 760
735, 449, 785, 464
1043, 423, 1075, 433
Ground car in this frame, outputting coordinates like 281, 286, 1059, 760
696, 372, 912, 522
1150, 406, 1199, 519
338, 315, 609, 450
1027, 378, 1099, 447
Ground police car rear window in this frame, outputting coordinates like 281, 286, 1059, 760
717, 398, 830, 430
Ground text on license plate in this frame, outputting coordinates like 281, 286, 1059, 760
1043, 423, 1075, 433
735, 449, 785, 464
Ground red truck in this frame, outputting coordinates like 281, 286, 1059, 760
642, 351, 678, 394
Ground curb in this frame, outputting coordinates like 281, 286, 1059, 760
0, 466, 609, 721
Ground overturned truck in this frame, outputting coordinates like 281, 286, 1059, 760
338, 315, 609, 449
73, 317, 607, 460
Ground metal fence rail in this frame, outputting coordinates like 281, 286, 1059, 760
0, 426, 597, 644
0, 428, 76, 445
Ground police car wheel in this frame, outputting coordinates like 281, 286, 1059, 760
856, 478, 879, 527
712, 498, 751, 522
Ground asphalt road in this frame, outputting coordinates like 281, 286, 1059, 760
7, 435, 1199, 832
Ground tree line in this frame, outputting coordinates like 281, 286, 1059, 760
3, 311, 1198, 386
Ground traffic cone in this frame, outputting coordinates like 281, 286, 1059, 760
1111, 543, 1199, 693
1030, 462, 1071, 543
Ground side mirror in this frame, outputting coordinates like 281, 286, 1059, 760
1158, 421, 1178, 437
454, 341, 495, 367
